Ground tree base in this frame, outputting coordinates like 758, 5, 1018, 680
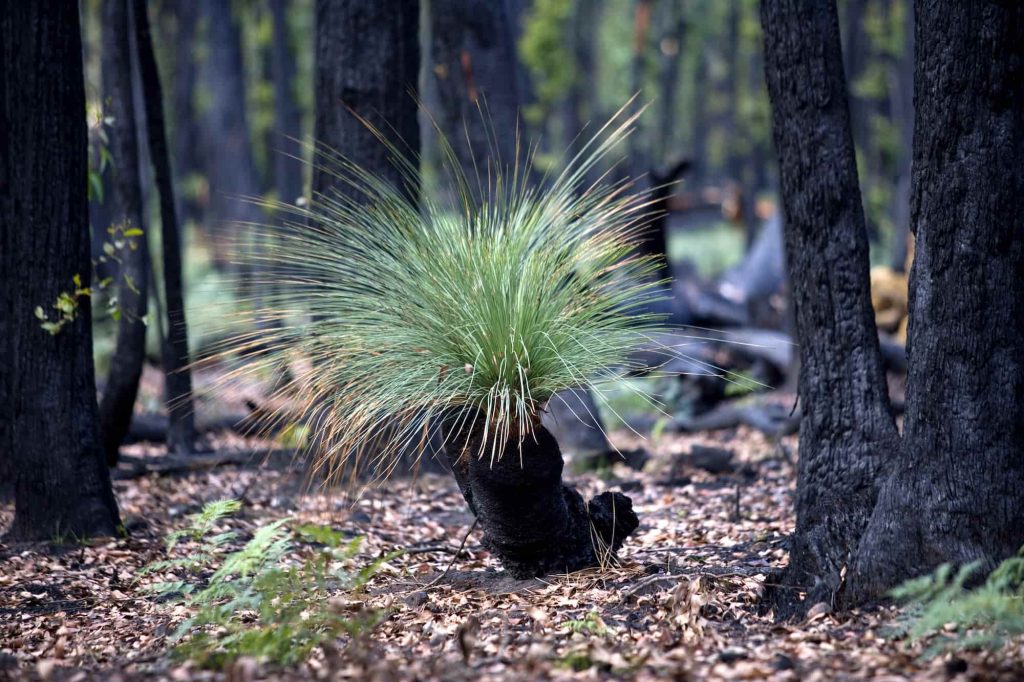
446, 416, 638, 579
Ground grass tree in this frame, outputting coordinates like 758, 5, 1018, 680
215, 111, 666, 578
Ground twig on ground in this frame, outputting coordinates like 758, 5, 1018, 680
420, 519, 479, 588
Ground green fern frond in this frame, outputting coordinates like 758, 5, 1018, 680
891, 548, 1024, 657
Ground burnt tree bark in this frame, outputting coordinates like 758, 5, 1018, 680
563, 0, 599, 180
169, 1, 203, 231
445, 414, 638, 578
656, 0, 686, 161
313, 0, 421, 204
846, 1, 1024, 603
0, 2, 121, 540
270, 0, 305, 208
759, 0, 898, 616
429, 0, 524, 180
200, 0, 265, 264
134, 0, 198, 455
762, 0, 1024, 614
98, 0, 151, 467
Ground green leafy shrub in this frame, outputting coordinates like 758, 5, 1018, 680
142, 500, 390, 668
212, 110, 668, 479
890, 548, 1024, 657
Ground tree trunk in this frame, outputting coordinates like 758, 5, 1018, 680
97, 0, 151, 467
169, 1, 203, 231
563, 0, 598, 178
429, 0, 523, 181
690, 50, 709, 184
200, 0, 266, 265
846, 1, 1024, 603
313, 0, 421, 205
0, 2, 121, 540
628, 0, 652, 175
270, 0, 305, 208
445, 414, 638, 578
134, 0, 198, 455
656, 0, 685, 160
759, 0, 898, 617
889, 1, 913, 273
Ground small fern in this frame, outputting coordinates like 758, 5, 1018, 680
141, 499, 391, 668
890, 547, 1024, 657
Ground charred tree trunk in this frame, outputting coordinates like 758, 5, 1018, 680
889, 2, 914, 273
445, 415, 638, 578
656, 0, 685, 159
98, 0, 151, 467
200, 0, 265, 264
628, 0, 652, 175
429, 0, 524, 179
134, 0, 198, 455
169, 1, 203, 231
270, 0, 305, 208
690, 50, 709, 184
759, 0, 898, 617
846, 1, 1024, 603
1, 2, 121, 540
313, 0, 421, 204
564, 0, 598, 177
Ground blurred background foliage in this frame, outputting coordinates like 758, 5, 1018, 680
79, 0, 913, 370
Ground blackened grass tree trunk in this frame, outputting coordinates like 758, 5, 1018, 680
446, 413, 639, 579
0, 2, 121, 540
313, 0, 421, 204
134, 0, 198, 455
98, 0, 151, 467
759, 0, 899, 616
846, 1, 1024, 603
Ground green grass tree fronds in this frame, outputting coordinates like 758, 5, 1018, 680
209, 106, 679, 482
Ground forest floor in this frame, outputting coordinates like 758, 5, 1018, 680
2, 423, 1023, 681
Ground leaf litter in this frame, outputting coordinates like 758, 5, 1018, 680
2, 424, 1023, 681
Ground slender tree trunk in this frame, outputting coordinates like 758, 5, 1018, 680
628, 0, 652, 175
169, 1, 203, 231
563, 0, 598, 180
200, 0, 265, 264
270, 0, 305, 208
97, 0, 151, 467
690, 50, 709, 184
429, 0, 524, 180
1, 2, 121, 540
656, 0, 686, 161
847, 1, 1024, 603
724, 0, 741, 184
889, 2, 913, 272
759, 0, 898, 617
313, 0, 421, 204
134, 0, 198, 455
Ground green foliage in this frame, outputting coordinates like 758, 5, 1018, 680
519, 0, 574, 126
143, 499, 389, 668
35, 274, 92, 335
563, 611, 609, 636
213, 111, 667, 479
890, 548, 1024, 657
667, 223, 745, 278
